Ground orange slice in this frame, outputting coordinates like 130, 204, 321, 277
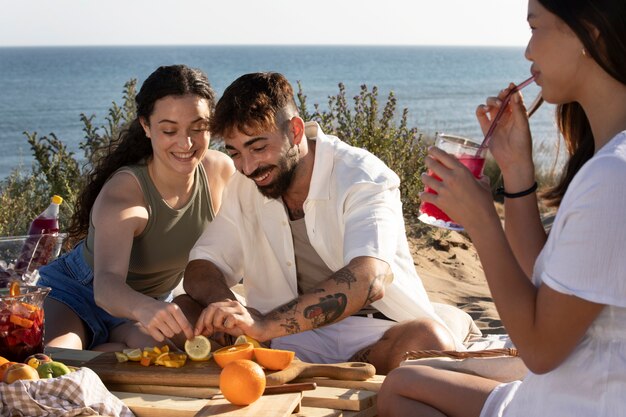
253, 347, 295, 371
213, 342, 254, 368
9, 281, 20, 296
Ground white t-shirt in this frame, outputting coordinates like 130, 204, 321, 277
482, 131, 626, 417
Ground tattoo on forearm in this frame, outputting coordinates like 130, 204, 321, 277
333, 268, 357, 288
303, 293, 347, 328
281, 317, 301, 335
363, 273, 388, 307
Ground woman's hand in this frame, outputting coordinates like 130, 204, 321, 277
133, 299, 195, 343
420, 146, 498, 234
476, 84, 535, 184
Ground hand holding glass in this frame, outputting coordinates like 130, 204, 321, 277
418, 133, 487, 231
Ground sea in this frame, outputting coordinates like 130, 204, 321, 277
0, 45, 558, 180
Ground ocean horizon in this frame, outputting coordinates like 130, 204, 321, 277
0, 45, 557, 179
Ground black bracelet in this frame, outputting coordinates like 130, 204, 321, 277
496, 181, 538, 198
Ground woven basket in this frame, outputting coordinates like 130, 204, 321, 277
402, 348, 518, 361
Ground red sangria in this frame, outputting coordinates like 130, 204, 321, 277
419, 134, 487, 231
0, 284, 50, 362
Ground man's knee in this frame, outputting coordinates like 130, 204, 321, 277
393, 317, 456, 351
365, 317, 455, 374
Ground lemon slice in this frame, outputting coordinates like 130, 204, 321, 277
114, 352, 129, 363
235, 335, 261, 348
123, 348, 142, 362
184, 335, 212, 361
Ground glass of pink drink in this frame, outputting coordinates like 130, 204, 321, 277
418, 133, 487, 231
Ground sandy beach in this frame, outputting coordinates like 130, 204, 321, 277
406, 219, 504, 336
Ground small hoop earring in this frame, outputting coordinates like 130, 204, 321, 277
582, 48, 587, 56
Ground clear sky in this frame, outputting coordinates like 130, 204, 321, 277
0, 0, 531, 47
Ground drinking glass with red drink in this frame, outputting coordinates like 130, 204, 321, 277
0, 284, 50, 362
418, 133, 487, 231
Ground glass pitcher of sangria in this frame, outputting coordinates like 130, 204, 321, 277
0, 284, 50, 362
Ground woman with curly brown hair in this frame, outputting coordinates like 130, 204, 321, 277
39, 65, 234, 351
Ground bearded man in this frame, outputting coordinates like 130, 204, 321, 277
175, 72, 460, 374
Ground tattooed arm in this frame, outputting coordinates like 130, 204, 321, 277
200, 256, 393, 342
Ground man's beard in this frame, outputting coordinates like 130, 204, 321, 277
248, 145, 299, 199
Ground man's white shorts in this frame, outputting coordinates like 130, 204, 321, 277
270, 316, 396, 363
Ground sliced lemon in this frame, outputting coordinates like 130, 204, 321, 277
114, 352, 129, 363
122, 348, 142, 362
235, 335, 261, 348
184, 335, 212, 361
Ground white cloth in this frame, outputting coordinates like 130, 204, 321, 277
481, 131, 626, 417
0, 367, 134, 417
190, 122, 458, 346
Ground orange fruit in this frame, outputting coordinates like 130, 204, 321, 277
0, 356, 8, 367
253, 347, 295, 371
219, 359, 266, 405
213, 342, 254, 368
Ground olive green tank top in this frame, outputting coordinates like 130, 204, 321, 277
83, 163, 215, 297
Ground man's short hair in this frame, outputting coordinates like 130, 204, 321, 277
210, 72, 299, 139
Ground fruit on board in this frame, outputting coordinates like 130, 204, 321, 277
3, 362, 40, 383
122, 348, 142, 362
36, 361, 72, 379
235, 335, 262, 348
0, 356, 8, 366
25, 353, 53, 369
219, 359, 266, 406
213, 342, 254, 368
253, 347, 295, 371
184, 335, 212, 361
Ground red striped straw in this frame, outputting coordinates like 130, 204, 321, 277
477, 75, 536, 153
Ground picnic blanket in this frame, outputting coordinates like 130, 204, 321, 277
0, 367, 134, 417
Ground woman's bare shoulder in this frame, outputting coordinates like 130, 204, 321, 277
202, 149, 235, 180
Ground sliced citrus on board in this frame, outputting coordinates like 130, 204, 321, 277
184, 335, 212, 361
253, 347, 295, 370
122, 348, 142, 362
219, 359, 266, 405
114, 352, 129, 363
213, 342, 254, 368
235, 335, 261, 348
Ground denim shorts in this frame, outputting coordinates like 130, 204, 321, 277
38, 242, 128, 349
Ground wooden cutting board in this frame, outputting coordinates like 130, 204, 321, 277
83, 352, 375, 388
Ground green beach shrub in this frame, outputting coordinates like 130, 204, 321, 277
0, 80, 137, 237
297, 82, 431, 219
